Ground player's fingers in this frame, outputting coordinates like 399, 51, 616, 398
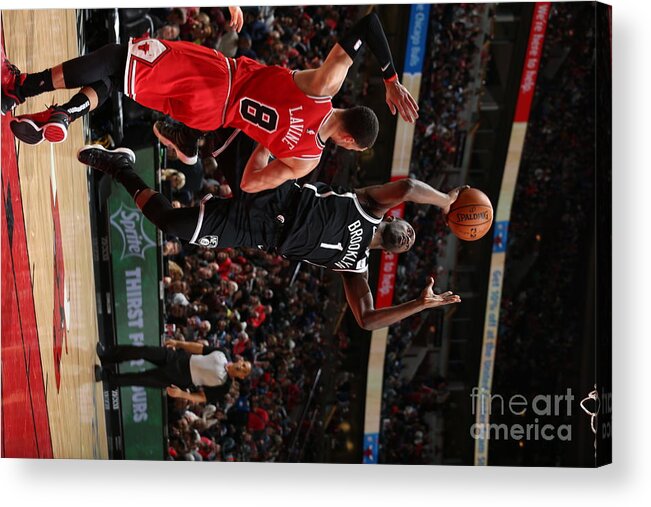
229, 9, 242, 31
399, 106, 412, 123
404, 98, 419, 119
404, 103, 416, 122
408, 93, 419, 111
408, 104, 419, 120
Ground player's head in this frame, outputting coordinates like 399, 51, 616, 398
228, 358, 252, 380
336, 106, 379, 150
380, 216, 416, 253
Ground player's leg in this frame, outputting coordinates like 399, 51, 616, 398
5, 44, 127, 143
77, 145, 205, 241
153, 120, 204, 165
3, 43, 127, 112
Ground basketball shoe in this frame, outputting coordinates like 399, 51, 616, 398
94, 365, 113, 383
1, 59, 25, 115
77, 145, 136, 176
10, 106, 71, 144
95, 342, 119, 364
153, 120, 200, 165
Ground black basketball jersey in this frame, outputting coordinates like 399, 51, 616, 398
279, 183, 383, 273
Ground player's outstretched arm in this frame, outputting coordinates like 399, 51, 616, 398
357, 178, 469, 216
293, 44, 353, 98
240, 144, 317, 193
294, 12, 419, 122
341, 272, 460, 331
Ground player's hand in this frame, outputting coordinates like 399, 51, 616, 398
166, 385, 185, 398
385, 79, 419, 123
228, 6, 244, 32
442, 185, 470, 215
164, 339, 177, 350
419, 277, 461, 309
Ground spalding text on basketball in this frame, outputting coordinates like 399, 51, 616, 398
456, 211, 491, 222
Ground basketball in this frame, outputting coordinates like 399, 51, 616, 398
447, 188, 494, 241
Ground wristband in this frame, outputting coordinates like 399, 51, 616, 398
384, 73, 398, 83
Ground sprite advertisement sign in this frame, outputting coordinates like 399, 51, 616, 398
108, 147, 165, 460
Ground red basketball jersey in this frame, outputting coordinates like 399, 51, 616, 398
224, 57, 334, 160
125, 39, 333, 159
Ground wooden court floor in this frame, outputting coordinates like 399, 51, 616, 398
1, 10, 108, 459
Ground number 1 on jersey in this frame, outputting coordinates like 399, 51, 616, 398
240, 98, 279, 132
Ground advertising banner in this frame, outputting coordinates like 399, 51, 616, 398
108, 147, 165, 460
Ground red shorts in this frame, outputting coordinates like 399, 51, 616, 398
124, 38, 234, 131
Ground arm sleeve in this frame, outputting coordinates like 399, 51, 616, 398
338, 12, 397, 80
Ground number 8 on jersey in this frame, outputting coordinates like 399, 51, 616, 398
240, 98, 279, 133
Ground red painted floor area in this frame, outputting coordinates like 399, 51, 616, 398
1, 41, 53, 458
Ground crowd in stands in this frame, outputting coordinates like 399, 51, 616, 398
411, 4, 486, 174
151, 5, 363, 462
380, 366, 451, 464
163, 241, 334, 461
149, 5, 360, 70
378, 4, 487, 464
493, 2, 596, 400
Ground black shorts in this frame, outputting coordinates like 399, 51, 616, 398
189, 181, 301, 250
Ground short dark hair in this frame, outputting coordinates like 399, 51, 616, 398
381, 217, 415, 253
341, 106, 379, 149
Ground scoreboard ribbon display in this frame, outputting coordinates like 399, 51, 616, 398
363, 4, 431, 465
473, 2, 550, 466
